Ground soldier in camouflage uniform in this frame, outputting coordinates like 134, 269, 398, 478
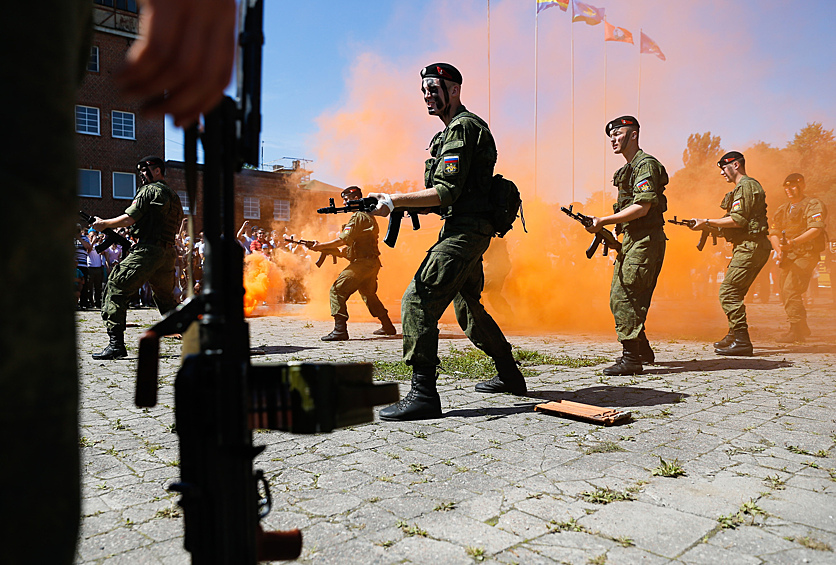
586, 116, 668, 376
91, 156, 184, 359
769, 173, 828, 342
690, 151, 770, 356
368, 63, 525, 421
313, 186, 396, 341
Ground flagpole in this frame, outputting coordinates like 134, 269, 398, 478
487, 0, 491, 125
533, 2, 539, 200
570, 1, 575, 204
637, 28, 642, 120
603, 16, 608, 216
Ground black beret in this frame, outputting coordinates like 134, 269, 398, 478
783, 173, 805, 186
717, 151, 744, 167
341, 185, 363, 197
137, 155, 165, 172
421, 63, 462, 84
605, 116, 640, 136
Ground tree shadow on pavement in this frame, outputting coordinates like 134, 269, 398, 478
250, 345, 311, 355
644, 357, 792, 375
527, 385, 688, 408
443, 402, 541, 419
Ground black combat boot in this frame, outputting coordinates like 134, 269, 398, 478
604, 339, 643, 376
777, 323, 805, 343
715, 328, 753, 356
92, 330, 127, 360
475, 355, 527, 395
799, 320, 812, 338
379, 367, 442, 421
713, 330, 735, 349
616, 332, 655, 364
372, 315, 397, 336
321, 316, 349, 341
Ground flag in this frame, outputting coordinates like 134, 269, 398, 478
571, 0, 605, 25
604, 21, 633, 44
536, 0, 569, 13
640, 31, 666, 61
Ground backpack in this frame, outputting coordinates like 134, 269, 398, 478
490, 174, 526, 238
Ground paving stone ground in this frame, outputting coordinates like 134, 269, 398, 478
74, 298, 836, 564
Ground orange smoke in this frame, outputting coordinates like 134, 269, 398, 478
243, 252, 286, 316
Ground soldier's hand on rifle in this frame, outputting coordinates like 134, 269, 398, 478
117, 0, 237, 127
367, 193, 394, 217
585, 216, 604, 234
91, 217, 105, 231
690, 218, 708, 230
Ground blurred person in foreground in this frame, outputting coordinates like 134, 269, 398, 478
91, 155, 184, 359
689, 151, 770, 356
585, 116, 668, 376
311, 185, 396, 340
768, 173, 828, 342
0, 0, 235, 562
367, 63, 525, 421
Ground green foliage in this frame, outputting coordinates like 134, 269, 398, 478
682, 132, 723, 168
651, 456, 686, 478
580, 486, 636, 504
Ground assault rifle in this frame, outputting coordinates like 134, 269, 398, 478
78, 210, 132, 255
560, 205, 622, 259
778, 230, 789, 267
316, 197, 424, 248
133, 2, 398, 563
283, 236, 343, 267
667, 216, 721, 251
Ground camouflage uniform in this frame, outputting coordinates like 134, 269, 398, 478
1, 1, 91, 561
402, 105, 513, 368
769, 196, 827, 326
101, 180, 184, 333
718, 177, 770, 331
329, 211, 389, 321
610, 150, 668, 342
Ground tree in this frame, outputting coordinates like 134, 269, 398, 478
787, 122, 835, 167
682, 132, 723, 168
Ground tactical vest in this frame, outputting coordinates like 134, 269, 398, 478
612, 151, 667, 233
424, 109, 497, 220
778, 197, 827, 255
719, 178, 768, 244
344, 212, 380, 262
130, 181, 184, 246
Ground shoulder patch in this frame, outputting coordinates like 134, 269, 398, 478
635, 179, 653, 193
443, 155, 460, 175
812, 212, 823, 221
731, 199, 742, 212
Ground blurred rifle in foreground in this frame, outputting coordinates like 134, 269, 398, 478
283, 236, 343, 267
316, 197, 426, 248
667, 216, 721, 251
133, 3, 397, 563
78, 210, 132, 255
560, 205, 622, 259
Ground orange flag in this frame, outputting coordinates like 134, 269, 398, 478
604, 21, 633, 44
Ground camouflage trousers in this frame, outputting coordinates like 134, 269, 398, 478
329, 258, 388, 320
402, 224, 512, 368
102, 244, 178, 333
1, 1, 91, 562
719, 237, 771, 331
778, 254, 818, 325
611, 229, 666, 342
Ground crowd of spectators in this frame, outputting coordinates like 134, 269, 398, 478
73, 219, 328, 311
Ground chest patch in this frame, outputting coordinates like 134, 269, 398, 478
443, 155, 460, 175
635, 179, 652, 193
731, 199, 742, 212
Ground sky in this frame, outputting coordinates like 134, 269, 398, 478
164, 0, 836, 205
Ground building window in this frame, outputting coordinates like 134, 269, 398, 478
75, 106, 100, 135
94, 0, 138, 13
273, 199, 290, 221
243, 197, 260, 219
112, 111, 135, 139
78, 169, 102, 198
177, 191, 192, 214
113, 172, 136, 200
88, 46, 99, 72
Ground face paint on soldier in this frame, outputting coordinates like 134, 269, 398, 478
609, 126, 636, 155
422, 78, 448, 117
783, 182, 803, 202
719, 161, 739, 183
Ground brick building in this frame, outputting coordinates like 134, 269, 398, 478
76, 0, 164, 219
